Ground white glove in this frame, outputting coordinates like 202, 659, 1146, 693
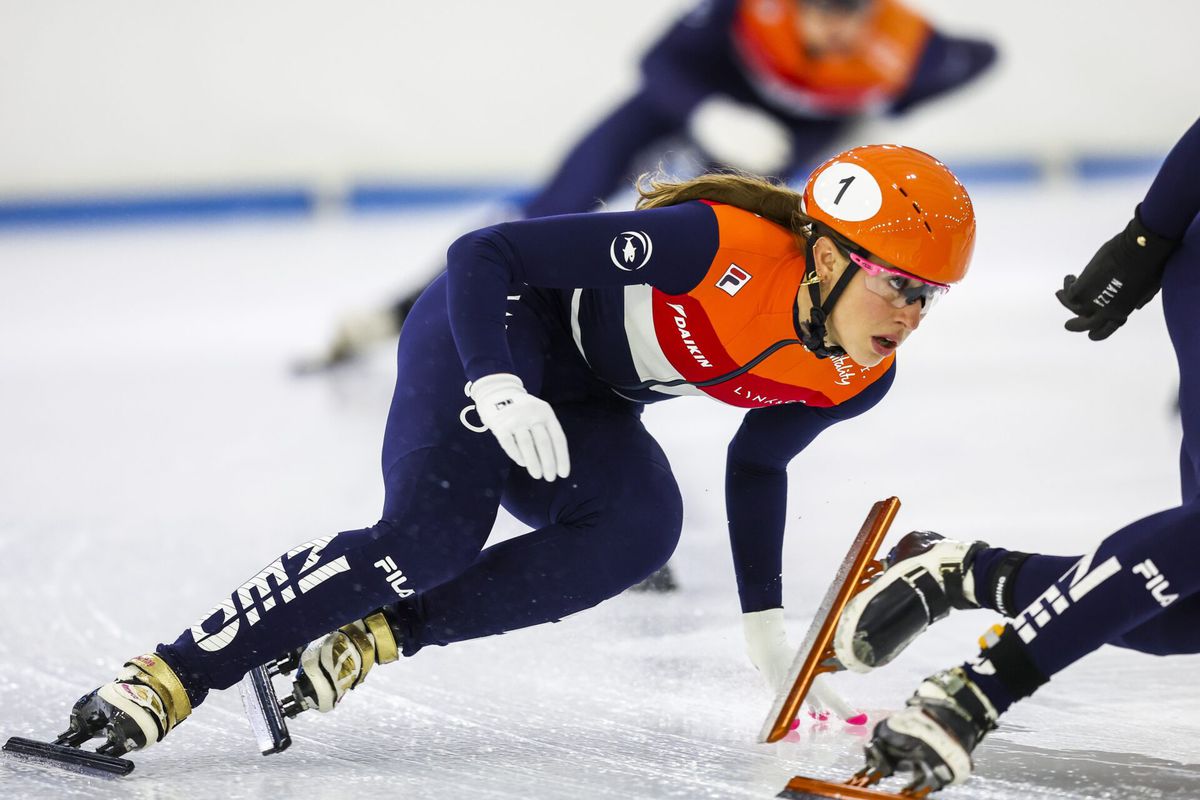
743, 608, 793, 691
687, 95, 793, 176
742, 608, 864, 724
467, 373, 570, 482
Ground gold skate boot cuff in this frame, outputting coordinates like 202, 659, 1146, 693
363, 611, 399, 664
126, 653, 193, 729
339, 622, 376, 686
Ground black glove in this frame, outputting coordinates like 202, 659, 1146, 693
1056, 205, 1179, 340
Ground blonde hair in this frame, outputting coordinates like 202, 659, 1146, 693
635, 171, 815, 242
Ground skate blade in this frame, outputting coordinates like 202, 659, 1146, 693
290, 353, 348, 376
237, 665, 292, 755
3, 736, 134, 777
760, 497, 899, 742
778, 774, 931, 799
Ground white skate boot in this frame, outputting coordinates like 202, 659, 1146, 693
835, 531, 985, 673
285, 610, 401, 714
64, 653, 193, 756
863, 666, 998, 793
294, 303, 407, 374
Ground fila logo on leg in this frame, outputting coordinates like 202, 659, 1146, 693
716, 263, 752, 296
374, 556, 415, 598
1132, 558, 1179, 607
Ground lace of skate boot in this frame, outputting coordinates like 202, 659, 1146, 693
835, 531, 986, 672
864, 666, 998, 792
74, 654, 193, 755
884, 531, 986, 610
293, 611, 399, 713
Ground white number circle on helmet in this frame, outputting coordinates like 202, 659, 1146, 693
810, 162, 883, 222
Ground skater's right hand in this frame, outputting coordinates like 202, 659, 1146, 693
468, 373, 570, 481
743, 609, 867, 725
1057, 205, 1178, 341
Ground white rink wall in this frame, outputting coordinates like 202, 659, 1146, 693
1, 0, 1198, 199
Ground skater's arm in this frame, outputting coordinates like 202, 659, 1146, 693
889, 30, 997, 115
639, 0, 740, 120
1057, 116, 1200, 340
1139, 116, 1200, 240
445, 202, 717, 379
725, 365, 895, 613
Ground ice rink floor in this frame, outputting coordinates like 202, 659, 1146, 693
2, 180, 1199, 799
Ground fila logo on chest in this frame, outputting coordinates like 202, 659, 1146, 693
716, 263, 752, 296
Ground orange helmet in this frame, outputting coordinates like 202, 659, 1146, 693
801, 144, 975, 285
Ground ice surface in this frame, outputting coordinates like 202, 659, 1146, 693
2, 183, 1198, 798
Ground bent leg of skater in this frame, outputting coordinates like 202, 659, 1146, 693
1111, 590, 1200, 655
395, 401, 683, 652
521, 90, 681, 219
155, 275, 556, 704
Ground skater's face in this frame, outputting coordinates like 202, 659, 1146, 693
795, 1, 875, 59
801, 236, 922, 368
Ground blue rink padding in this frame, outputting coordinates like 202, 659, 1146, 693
0, 187, 314, 228
1074, 154, 1168, 181
347, 183, 532, 212
0, 155, 1164, 230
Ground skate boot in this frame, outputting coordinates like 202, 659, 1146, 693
835, 531, 986, 673
62, 654, 193, 756
863, 666, 998, 793
629, 562, 679, 593
294, 303, 407, 374
284, 610, 401, 714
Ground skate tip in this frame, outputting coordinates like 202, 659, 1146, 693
845, 713, 869, 726
290, 356, 344, 376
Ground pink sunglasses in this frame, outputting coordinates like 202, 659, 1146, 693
848, 252, 949, 316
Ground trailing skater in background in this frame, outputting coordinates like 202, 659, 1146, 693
311, 0, 995, 371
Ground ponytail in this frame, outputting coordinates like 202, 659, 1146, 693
636, 171, 814, 241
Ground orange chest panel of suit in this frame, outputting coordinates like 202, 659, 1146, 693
649, 203, 892, 408
731, 0, 930, 115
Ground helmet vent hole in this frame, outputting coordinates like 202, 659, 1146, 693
923, 221, 933, 233
895, 185, 908, 197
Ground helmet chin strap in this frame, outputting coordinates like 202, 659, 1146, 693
796, 232, 859, 359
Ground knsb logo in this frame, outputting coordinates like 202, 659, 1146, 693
716, 263, 751, 296
610, 230, 653, 271
1011, 548, 1121, 644
189, 535, 351, 653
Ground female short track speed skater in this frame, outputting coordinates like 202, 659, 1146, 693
309, 0, 995, 600
825, 116, 1200, 794
317, 0, 995, 368
51, 145, 977, 759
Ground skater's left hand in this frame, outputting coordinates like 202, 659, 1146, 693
468, 373, 570, 481
1057, 205, 1178, 341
